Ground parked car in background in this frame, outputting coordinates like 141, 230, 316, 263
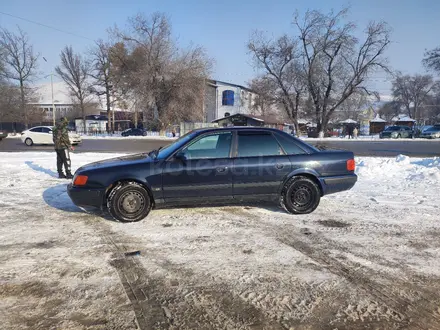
121, 128, 146, 137
379, 126, 413, 139
68, 127, 357, 222
0, 130, 7, 141
420, 125, 440, 139
20, 126, 82, 146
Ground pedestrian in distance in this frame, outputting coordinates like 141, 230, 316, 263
353, 127, 359, 139
52, 117, 74, 179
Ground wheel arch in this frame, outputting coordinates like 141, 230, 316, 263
281, 169, 324, 196
103, 178, 155, 208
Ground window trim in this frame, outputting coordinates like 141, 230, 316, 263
169, 131, 234, 160
222, 90, 235, 106
272, 131, 309, 155
233, 130, 287, 158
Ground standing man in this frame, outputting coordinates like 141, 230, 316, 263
53, 117, 73, 179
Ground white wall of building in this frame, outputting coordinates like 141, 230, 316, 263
215, 84, 256, 119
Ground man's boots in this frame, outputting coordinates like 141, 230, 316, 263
58, 173, 66, 179
66, 172, 74, 179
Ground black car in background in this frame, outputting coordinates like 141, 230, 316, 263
121, 128, 146, 137
379, 126, 414, 139
68, 127, 357, 222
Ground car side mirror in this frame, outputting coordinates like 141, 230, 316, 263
175, 151, 187, 163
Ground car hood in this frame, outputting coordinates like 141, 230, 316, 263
77, 153, 153, 172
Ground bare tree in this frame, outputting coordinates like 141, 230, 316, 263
248, 34, 305, 135
295, 8, 391, 136
391, 73, 438, 122
56, 46, 93, 132
423, 47, 440, 75
248, 75, 277, 116
334, 90, 370, 122
89, 40, 114, 132
0, 27, 39, 128
377, 100, 401, 122
111, 13, 212, 128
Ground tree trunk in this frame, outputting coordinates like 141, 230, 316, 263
105, 87, 111, 133
81, 100, 86, 135
19, 80, 27, 129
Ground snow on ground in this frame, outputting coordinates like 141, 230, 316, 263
1, 152, 440, 329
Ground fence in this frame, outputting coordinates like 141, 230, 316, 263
180, 122, 218, 136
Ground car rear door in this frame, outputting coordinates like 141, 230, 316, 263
232, 130, 292, 200
41, 127, 54, 144
161, 131, 234, 203
28, 127, 45, 144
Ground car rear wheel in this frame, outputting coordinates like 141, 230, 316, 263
107, 182, 152, 222
281, 176, 321, 214
25, 138, 33, 146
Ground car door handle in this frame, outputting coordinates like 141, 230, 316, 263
216, 166, 228, 173
275, 163, 284, 170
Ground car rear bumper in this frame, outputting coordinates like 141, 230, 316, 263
67, 184, 105, 208
320, 174, 357, 195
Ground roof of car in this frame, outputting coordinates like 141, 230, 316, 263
192, 126, 285, 134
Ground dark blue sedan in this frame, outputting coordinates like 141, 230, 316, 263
68, 127, 357, 222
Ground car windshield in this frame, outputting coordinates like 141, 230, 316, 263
385, 126, 400, 131
153, 130, 199, 159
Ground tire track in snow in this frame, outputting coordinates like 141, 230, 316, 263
276, 230, 440, 330
84, 216, 285, 330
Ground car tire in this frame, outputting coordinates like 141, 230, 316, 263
25, 138, 33, 146
107, 181, 152, 222
281, 176, 321, 215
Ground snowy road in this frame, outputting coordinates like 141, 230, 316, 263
2, 135, 440, 157
1, 152, 440, 329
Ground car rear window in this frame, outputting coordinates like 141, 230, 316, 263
237, 132, 283, 157
273, 132, 307, 155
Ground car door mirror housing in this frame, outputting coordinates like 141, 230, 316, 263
175, 151, 187, 162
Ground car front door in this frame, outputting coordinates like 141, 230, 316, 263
161, 131, 233, 203
232, 131, 292, 200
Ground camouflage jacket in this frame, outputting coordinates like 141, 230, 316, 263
52, 123, 71, 149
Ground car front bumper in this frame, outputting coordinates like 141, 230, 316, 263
67, 184, 105, 209
321, 174, 357, 195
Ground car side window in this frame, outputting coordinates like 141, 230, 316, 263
273, 132, 307, 155
182, 132, 232, 159
237, 132, 284, 157
41, 127, 51, 133
30, 127, 43, 133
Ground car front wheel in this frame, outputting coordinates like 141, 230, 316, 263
281, 176, 321, 214
25, 138, 33, 146
107, 182, 152, 222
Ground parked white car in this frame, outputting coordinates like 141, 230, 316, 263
20, 126, 82, 146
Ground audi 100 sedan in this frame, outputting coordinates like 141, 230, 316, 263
67, 127, 357, 222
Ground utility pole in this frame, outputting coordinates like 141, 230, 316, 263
51, 74, 56, 125
43, 58, 56, 126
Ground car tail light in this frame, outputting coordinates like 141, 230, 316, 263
73, 175, 88, 186
347, 159, 355, 171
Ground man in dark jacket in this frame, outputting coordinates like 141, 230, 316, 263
52, 117, 73, 179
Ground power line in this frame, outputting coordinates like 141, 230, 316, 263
0, 10, 93, 41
